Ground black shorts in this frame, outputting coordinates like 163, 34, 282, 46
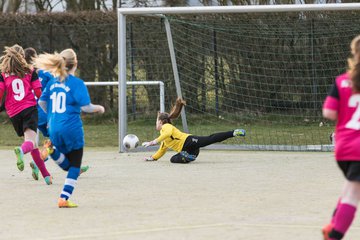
337, 161, 360, 182
10, 106, 38, 137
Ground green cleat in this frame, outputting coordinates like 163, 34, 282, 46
80, 165, 89, 175
14, 147, 24, 171
44, 176, 53, 185
30, 162, 39, 181
233, 129, 246, 137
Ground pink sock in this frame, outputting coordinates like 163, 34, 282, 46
31, 149, 50, 178
333, 203, 357, 236
331, 198, 342, 224
21, 141, 34, 154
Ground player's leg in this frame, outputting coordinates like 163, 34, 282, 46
22, 107, 52, 184
10, 114, 31, 171
170, 149, 199, 164
58, 148, 82, 208
327, 181, 360, 240
325, 162, 360, 240
188, 129, 245, 149
322, 198, 341, 239
29, 129, 41, 181
44, 140, 88, 174
23, 128, 52, 184
170, 153, 190, 163
45, 141, 71, 171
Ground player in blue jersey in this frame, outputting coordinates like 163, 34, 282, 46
35, 49, 105, 208
25, 48, 90, 181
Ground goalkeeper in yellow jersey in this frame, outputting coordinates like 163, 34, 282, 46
142, 98, 246, 163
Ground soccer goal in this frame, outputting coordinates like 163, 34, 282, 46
117, 3, 360, 153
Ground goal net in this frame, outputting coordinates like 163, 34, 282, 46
118, 4, 360, 152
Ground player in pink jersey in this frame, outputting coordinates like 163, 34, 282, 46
322, 35, 360, 240
0, 44, 52, 185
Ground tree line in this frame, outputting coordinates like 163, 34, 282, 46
0, 9, 358, 121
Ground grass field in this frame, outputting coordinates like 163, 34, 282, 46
0, 114, 334, 149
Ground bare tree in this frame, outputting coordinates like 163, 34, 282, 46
1, 0, 22, 13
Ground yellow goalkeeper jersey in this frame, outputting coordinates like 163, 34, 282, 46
152, 123, 191, 160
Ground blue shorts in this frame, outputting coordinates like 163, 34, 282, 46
50, 127, 85, 154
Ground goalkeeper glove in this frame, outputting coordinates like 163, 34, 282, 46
144, 156, 156, 161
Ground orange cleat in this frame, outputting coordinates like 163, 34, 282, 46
322, 223, 333, 240
40, 139, 54, 160
58, 198, 78, 208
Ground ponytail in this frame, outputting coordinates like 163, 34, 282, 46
350, 62, 360, 92
349, 35, 360, 92
34, 52, 67, 82
169, 97, 186, 119
157, 97, 186, 125
0, 44, 30, 78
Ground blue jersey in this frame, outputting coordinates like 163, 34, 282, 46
38, 69, 53, 91
37, 69, 54, 129
40, 74, 91, 154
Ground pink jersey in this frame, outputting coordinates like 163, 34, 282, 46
0, 71, 41, 117
323, 72, 360, 161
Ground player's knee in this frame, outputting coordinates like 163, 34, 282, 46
170, 154, 193, 164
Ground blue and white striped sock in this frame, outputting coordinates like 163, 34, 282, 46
50, 147, 70, 171
60, 167, 80, 200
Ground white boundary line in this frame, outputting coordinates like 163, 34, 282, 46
46, 222, 360, 239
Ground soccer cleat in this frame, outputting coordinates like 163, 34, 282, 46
233, 129, 246, 137
58, 198, 78, 208
40, 139, 54, 161
80, 165, 89, 175
14, 147, 24, 171
180, 151, 197, 161
30, 162, 39, 181
44, 176, 53, 185
322, 223, 333, 240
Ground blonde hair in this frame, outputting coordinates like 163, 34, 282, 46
0, 44, 31, 78
157, 97, 186, 125
60, 48, 77, 71
33, 48, 77, 82
348, 35, 360, 92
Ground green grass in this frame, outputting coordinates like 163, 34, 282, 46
0, 116, 334, 148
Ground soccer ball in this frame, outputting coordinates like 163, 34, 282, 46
123, 134, 140, 150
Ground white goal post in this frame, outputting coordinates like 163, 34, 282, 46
117, 3, 360, 153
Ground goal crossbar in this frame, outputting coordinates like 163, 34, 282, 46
118, 3, 360, 15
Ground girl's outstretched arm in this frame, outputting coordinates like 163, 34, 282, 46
142, 139, 158, 148
143, 142, 167, 161
81, 103, 105, 114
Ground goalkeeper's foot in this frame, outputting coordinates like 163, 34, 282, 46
30, 161, 39, 181
180, 151, 197, 161
233, 129, 246, 137
14, 147, 24, 171
58, 198, 78, 208
80, 165, 89, 175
